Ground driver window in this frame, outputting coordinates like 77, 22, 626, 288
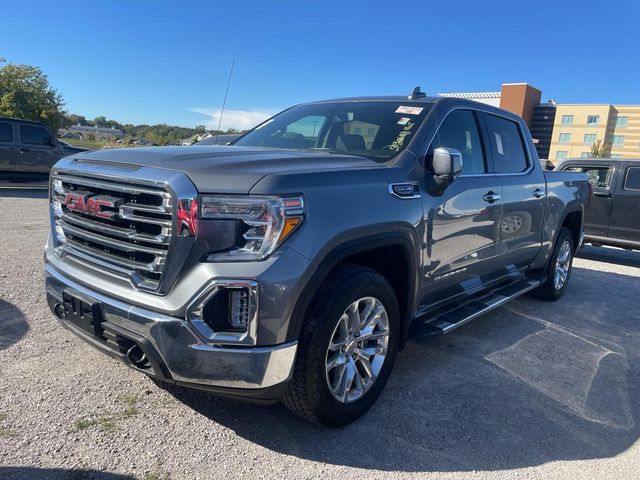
428, 110, 486, 174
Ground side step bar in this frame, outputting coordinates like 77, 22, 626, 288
411, 277, 542, 337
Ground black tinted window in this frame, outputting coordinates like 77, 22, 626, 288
485, 114, 528, 173
20, 124, 51, 146
428, 110, 485, 174
625, 167, 640, 191
564, 165, 612, 188
235, 101, 431, 160
0, 122, 11, 142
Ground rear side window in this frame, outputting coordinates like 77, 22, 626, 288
484, 114, 528, 173
0, 122, 11, 142
625, 167, 640, 191
427, 110, 486, 174
20, 124, 51, 146
564, 165, 612, 189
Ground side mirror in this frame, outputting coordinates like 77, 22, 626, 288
432, 147, 463, 179
426, 147, 463, 196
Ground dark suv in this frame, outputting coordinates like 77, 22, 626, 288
0, 117, 89, 180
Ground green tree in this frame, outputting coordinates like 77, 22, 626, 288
63, 113, 87, 127
0, 58, 65, 131
590, 139, 608, 158
93, 116, 108, 127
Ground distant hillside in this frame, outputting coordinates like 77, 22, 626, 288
60, 113, 241, 145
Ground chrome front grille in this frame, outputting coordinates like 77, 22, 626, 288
51, 172, 174, 291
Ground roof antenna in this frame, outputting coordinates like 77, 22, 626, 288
214, 59, 235, 144
409, 86, 426, 99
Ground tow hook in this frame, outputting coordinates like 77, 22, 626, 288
53, 303, 66, 319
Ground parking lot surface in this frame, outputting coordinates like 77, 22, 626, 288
1, 189, 639, 480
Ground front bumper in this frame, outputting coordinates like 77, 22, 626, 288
45, 264, 297, 402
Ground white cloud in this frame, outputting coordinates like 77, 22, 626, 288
189, 107, 276, 131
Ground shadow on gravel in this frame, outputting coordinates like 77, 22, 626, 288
0, 467, 134, 480
577, 244, 640, 268
167, 254, 640, 474
0, 298, 29, 351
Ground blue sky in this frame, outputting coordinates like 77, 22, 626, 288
1, 0, 638, 130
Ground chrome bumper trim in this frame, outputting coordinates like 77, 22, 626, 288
45, 264, 297, 389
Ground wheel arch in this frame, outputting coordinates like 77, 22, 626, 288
286, 231, 420, 349
560, 208, 583, 249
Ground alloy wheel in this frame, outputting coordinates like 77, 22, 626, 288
554, 240, 572, 291
324, 297, 390, 403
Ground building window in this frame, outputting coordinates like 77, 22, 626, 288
556, 151, 568, 160
583, 134, 597, 144
581, 152, 590, 158
611, 154, 623, 158
586, 115, 600, 126
613, 135, 625, 146
561, 115, 573, 125
559, 133, 571, 143
616, 116, 628, 127
353, 127, 361, 135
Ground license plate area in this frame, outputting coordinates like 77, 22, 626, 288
63, 290, 104, 338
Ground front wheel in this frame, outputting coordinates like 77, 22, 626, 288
533, 227, 575, 301
283, 265, 400, 427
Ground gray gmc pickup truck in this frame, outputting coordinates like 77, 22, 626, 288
45, 89, 589, 426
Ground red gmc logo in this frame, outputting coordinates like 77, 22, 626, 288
64, 192, 122, 220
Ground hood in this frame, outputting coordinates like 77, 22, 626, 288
72, 145, 382, 193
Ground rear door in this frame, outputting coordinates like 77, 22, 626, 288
481, 112, 546, 269
419, 109, 503, 307
17, 123, 60, 173
0, 120, 17, 172
608, 163, 640, 245
561, 162, 615, 237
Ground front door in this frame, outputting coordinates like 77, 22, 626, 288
17, 123, 60, 173
419, 109, 503, 308
562, 162, 615, 237
608, 164, 640, 244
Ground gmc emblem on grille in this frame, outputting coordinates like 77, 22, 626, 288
64, 192, 123, 220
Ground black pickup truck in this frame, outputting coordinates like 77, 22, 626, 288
556, 158, 640, 250
0, 117, 89, 180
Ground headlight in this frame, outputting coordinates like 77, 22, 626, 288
200, 195, 304, 261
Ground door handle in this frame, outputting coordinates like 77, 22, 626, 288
532, 188, 546, 199
483, 191, 501, 203
593, 191, 611, 198
19, 148, 31, 153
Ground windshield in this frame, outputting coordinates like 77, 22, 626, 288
233, 101, 432, 160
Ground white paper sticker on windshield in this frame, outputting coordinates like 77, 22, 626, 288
495, 133, 504, 155
397, 117, 410, 125
395, 106, 423, 115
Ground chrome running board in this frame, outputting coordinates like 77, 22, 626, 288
412, 277, 542, 336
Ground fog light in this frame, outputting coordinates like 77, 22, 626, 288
187, 280, 258, 345
229, 289, 249, 330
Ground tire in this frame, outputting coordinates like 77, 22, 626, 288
283, 264, 400, 427
532, 227, 575, 301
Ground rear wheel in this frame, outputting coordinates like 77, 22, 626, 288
283, 264, 400, 427
533, 227, 575, 301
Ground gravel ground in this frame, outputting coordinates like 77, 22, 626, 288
1, 189, 639, 480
